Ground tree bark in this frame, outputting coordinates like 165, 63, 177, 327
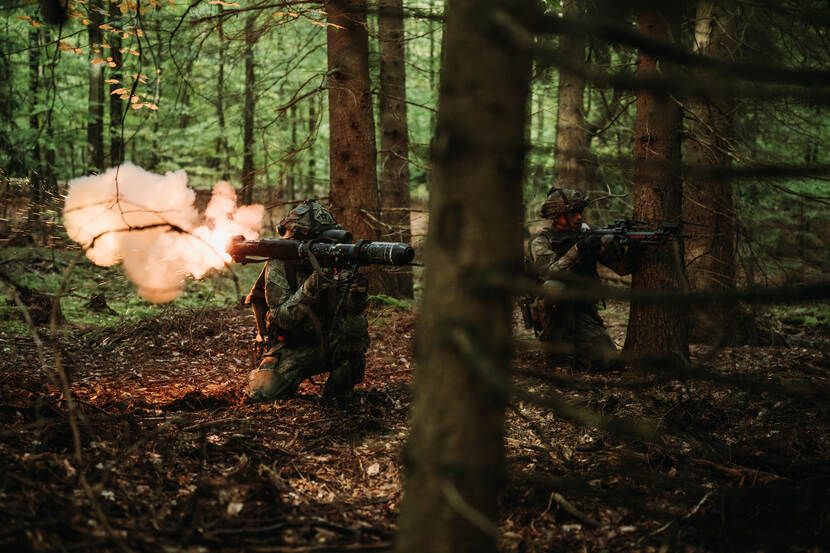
307, 98, 318, 198
87, 0, 105, 173
683, 0, 738, 343
42, 28, 57, 196
378, 0, 413, 298
28, 26, 42, 220
241, 14, 257, 205
109, 0, 124, 167
0, 33, 23, 176
623, 9, 689, 362
287, 104, 297, 201
395, 1, 534, 551
553, 0, 587, 192
325, 0, 381, 286
214, 5, 231, 180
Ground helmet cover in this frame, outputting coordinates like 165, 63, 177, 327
278, 200, 341, 238
540, 188, 590, 219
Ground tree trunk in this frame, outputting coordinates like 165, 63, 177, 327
0, 33, 23, 176
532, 90, 546, 191
683, 0, 738, 343
148, 22, 164, 170
109, 0, 124, 166
623, 9, 689, 363
241, 14, 257, 205
42, 28, 57, 196
28, 26, 42, 222
378, 0, 413, 298
215, 5, 231, 180
553, 0, 587, 192
395, 1, 534, 551
87, 0, 105, 173
307, 98, 318, 198
428, 0, 440, 131
179, 56, 196, 129
287, 104, 297, 201
325, 0, 381, 287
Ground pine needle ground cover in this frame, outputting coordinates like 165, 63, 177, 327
1, 297, 828, 552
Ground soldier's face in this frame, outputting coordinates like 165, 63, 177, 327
554, 211, 583, 231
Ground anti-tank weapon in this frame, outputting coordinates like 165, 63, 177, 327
225, 229, 415, 267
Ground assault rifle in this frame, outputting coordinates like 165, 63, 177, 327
584, 219, 689, 245
225, 229, 415, 267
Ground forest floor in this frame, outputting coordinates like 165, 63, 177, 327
1, 299, 829, 553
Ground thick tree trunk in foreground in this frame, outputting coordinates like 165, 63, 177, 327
325, 0, 381, 286
684, 0, 738, 343
378, 0, 413, 298
623, 9, 689, 362
553, 0, 587, 192
395, 1, 534, 551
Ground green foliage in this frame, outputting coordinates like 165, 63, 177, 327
0, 245, 263, 336
0, 0, 443, 207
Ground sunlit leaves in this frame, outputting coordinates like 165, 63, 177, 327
16, 15, 41, 27
271, 9, 343, 30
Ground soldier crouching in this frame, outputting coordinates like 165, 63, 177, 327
525, 188, 638, 370
245, 200, 369, 410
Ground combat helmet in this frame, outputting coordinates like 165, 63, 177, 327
278, 200, 341, 239
540, 187, 590, 219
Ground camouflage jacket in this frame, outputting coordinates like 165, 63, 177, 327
247, 260, 369, 352
528, 227, 634, 282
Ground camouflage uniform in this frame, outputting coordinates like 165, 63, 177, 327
526, 189, 635, 369
245, 201, 369, 406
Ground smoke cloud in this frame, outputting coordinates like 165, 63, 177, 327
63, 162, 264, 303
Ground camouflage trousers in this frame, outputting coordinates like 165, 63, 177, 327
246, 342, 366, 402
539, 306, 619, 370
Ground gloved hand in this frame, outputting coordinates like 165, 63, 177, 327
577, 233, 603, 255
601, 235, 626, 259
301, 270, 334, 296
